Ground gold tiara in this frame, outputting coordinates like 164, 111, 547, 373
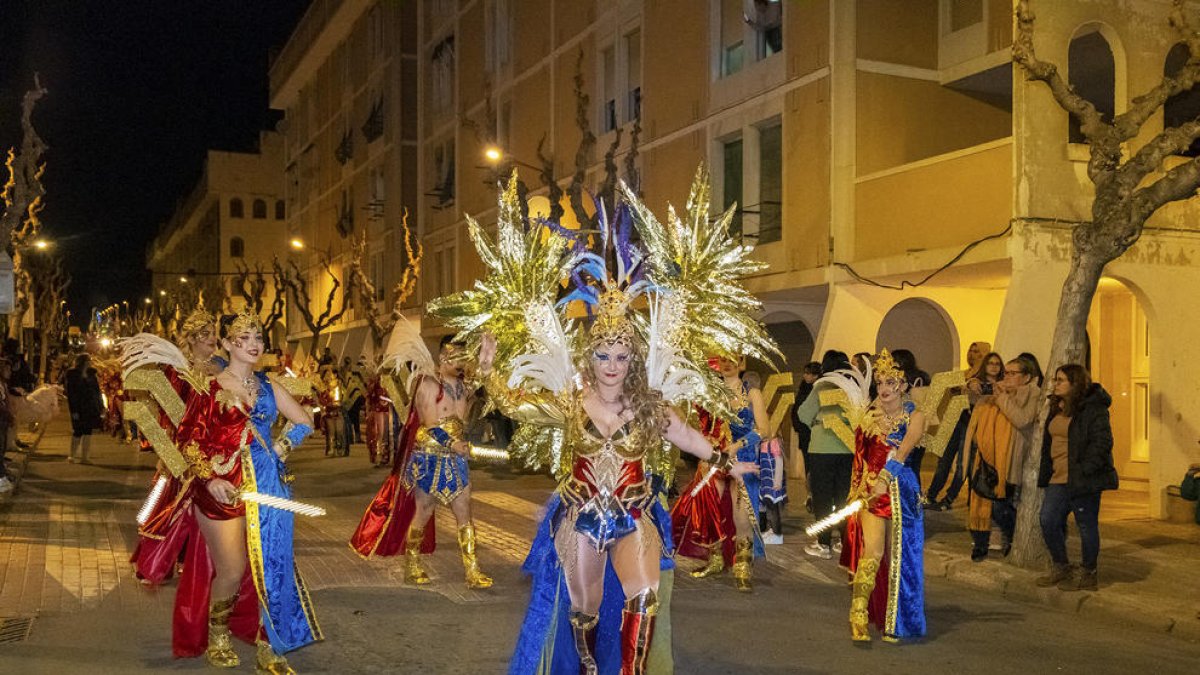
228, 307, 263, 337
180, 308, 215, 336
589, 288, 635, 348
873, 348, 904, 381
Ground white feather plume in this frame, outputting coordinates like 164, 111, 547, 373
379, 316, 436, 391
507, 301, 576, 394
815, 361, 874, 418
645, 294, 703, 403
10, 384, 61, 426
118, 333, 189, 379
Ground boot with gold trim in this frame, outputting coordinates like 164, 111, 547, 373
458, 524, 493, 589
731, 536, 753, 592
405, 527, 432, 585
850, 557, 879, 642
255, 640, 295, 675
619, 589, 658, 675
570, 611, 599, 675
689, 542, 725, 579
206, 595, 240, 668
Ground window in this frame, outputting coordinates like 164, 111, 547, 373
337, 189, 355, 237
748, 0, 783, 59
229, 198, 244, 218
1067, 29, 1115, 144
274, 200, 285, 220
601, 46, 617, 133
625, 30, 642, 122
229, 237, 245, 258
722, 137, 743, 239
1165, 43, 1200, 157
757, 123, 782, 244
252, 199, 267, 219
429, 138, 455, 208
430, 35, 456, 117
486, 0, 511, 73
370, 251, 385, 301
721, 0, 745, 76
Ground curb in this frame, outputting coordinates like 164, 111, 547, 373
924, 546, 1199, 643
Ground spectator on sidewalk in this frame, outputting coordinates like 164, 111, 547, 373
926, 342, 994, 511
0, 358, 14, 493
791, 361, 822, 513
65, 354, 104, 464
1017, 352, 1045, 387
1036, 364, 1118, 592
962, 357, 1040, 560
795, 350, 853, 559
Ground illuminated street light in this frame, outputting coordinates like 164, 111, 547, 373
159, 290, 167, 297
179, 276, 188, 283
33, 239, 50, 251
143, 297, 152, 304
482, 144, 539, 172
290, 238, 305, 250
483, 145, 503, 163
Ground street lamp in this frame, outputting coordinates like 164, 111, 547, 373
143, 297, 152, 305
290, 238, 305, 250
33, 239, 50, 251
179, 276, 188, 284
482, 144, 540, 172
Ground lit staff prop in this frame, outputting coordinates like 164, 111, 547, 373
689, 438, 747, 498
239, 492, 328, 517
804, 499, 866, 537
136, 475, 171, 525
469, 445, 511, 464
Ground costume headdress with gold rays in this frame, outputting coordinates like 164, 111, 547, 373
180, 307, 216, 338
873, 348, 904, 382
226, 307, 264, 337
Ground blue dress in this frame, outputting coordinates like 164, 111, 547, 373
880, 400, 925, 639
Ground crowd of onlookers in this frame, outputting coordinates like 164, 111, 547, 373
789, 343, 1120, 592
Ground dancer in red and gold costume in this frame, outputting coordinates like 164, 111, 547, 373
364, 369, 393, 467
349, 327, 493, 589
123, 310, 319, 672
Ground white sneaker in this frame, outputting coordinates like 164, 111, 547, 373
0, 477, 13, 493
761, 532, 784, 545
832, 540, 843, 554
804, 542, 832, 559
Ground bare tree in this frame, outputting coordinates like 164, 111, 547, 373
2, 75, 49, 340
27, 253, 69, 382
346, 210, 424, 351
274, 255, 354, 354
1009, 0, 1200, 565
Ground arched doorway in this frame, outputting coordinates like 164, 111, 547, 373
1087, 277, 1151, 499
875, 298, 958, 376
759, 312, 815, 373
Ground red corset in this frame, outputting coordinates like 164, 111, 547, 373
175, 382, 253, 520
563, 454, 651, 513
852, 429, 893, 518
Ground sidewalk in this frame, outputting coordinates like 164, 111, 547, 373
0, 419, 49, 505
783, 481, 1200, 643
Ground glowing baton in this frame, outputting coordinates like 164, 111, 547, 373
239, 492, 327, 517
136, 476, 170, 525
805, 499, 865, 537
689, 440, 747, 498
469, 445, 510, 463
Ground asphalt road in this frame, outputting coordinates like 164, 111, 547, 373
0, 426, 1195, 674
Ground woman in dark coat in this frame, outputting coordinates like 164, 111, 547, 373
1035, 364, 1119, 591
65, 354, 104, 463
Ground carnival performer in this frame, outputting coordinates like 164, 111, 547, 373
671, 355, 768, 591
364, 368, 393, 467
154, 310, 319, 671
126, 308, 226, 586
349, 329, 494, 590
821, 349, 927, 643
429, 171, 778, 674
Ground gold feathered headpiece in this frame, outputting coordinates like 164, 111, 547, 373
589, 288, 636, 348
180, 307, 215, 337
873, 349, 904, 382
227, 307, 263, 337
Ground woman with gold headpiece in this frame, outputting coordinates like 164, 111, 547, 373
128, 307, 223, 585
820, 349, 927, 642
432, 171, 778, 674
127, 309, 320, 672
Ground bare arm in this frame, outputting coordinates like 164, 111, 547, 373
663, 407, 758, 478
748, 387, 769, 437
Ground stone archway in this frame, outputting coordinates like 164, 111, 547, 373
875, 297, 958, 375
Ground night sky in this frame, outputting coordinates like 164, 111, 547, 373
0, 1, 309, 321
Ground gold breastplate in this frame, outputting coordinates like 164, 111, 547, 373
415, 416, 466, 454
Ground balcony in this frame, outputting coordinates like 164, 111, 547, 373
854, 137, 1012, 262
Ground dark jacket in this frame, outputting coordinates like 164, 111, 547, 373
1038, 383, 1119, 497
65, 366, 104, 431
790, 380, 815, 449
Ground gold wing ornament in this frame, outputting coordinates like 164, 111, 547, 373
377, 315, 437, 410
117, 333, 198, 478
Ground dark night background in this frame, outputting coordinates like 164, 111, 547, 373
0, 0, 309, 323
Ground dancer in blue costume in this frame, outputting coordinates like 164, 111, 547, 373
428, 171, 779, 674
821, 349, 927, 643
170, 309, 320, 671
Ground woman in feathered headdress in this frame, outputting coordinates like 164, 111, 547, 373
433, 170, 778, 674
819, 349, 927, 643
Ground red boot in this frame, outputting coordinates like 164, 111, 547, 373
619, 589, 658, 675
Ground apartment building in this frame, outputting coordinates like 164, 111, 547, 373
147, 131, 287, 343
269, 0, 419, 359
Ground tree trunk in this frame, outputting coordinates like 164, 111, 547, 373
1010, 246, 1108, 567
39, 334, 49, 385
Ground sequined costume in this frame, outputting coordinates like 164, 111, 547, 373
671, 392, 765, 575
365, 375, 393, 465
840, 399, 925, 640
429, 170, 781, 674
171, 373, 321, 659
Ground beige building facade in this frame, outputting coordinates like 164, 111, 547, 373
269, 0, 419, 360
147, 131, 287, 342
271, 0, 1198, 518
